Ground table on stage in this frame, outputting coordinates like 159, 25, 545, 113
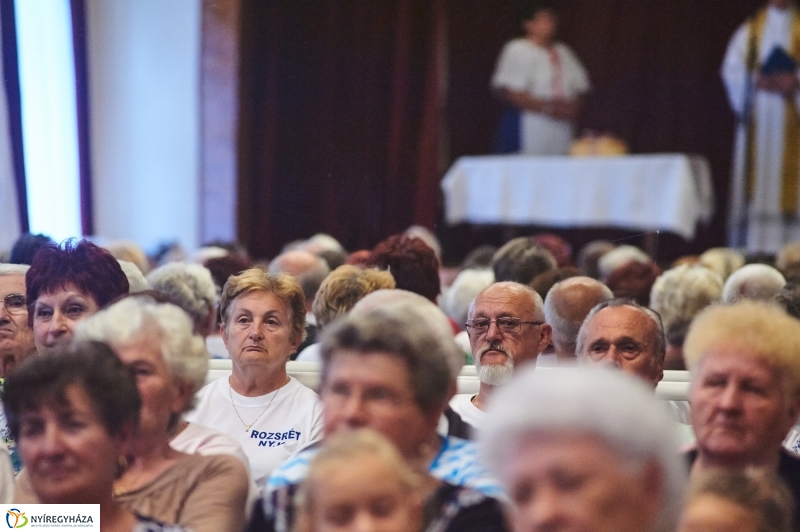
440, 154, 715, 240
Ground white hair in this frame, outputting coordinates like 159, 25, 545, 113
352, 289, 463, 378
544, 277, 613, 355
305, 233, 345, 254
649, 264, 723, 346
480, 365, 685, 532
147, 262, 218, 327
597, 245, 650, 280
118, 260, 150, 293
285, 234, 347, 255
699, 247, 745, 281
0, 264, 29, 277
475, 348, 514, 385
405, 225, 442, 260
722, 264, 786, 303
440, 269, 494, 327
75, 298, 209, 405
191, 246, 229, 265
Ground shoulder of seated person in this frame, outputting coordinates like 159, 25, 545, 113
183, 452, 249, 482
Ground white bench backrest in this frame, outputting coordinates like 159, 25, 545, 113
205, 360, 690, 401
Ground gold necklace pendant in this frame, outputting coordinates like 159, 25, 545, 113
229, 381, 281, 432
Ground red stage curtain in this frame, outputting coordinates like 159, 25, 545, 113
237, 0, 764, 261
237, 0, 447, 258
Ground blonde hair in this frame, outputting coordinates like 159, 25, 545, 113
104, 240, 150, 275
297, 429, 420, 517
684, 301, 800, 396
649, 264, 723, 346
776, 241, 800, 272
312, 265, 395, 331
699, 247, 745, 281
220, 269, 306, 344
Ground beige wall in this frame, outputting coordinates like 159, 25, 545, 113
86, 0, 202, 251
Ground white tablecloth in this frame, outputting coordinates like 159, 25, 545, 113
441, 154, 715, 240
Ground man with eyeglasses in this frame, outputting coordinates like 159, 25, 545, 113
449, 282, 552, 433
0, 263, 35, 474
0, 264, 34, 378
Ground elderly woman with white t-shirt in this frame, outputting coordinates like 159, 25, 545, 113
185, 269, 324, 487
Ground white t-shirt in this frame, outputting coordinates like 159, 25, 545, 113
185, 376, 324, 486
448, 394, 486, 433
492, 38, 590, 155
663, 400, 695, 447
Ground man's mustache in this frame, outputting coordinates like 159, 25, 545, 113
477, 342, 510, 361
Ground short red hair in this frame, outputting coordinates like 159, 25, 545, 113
26, 239, 129, 319
368, 234, 440, 302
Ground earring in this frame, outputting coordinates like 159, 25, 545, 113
115, 455, 129, 478
418, 442, 432, 460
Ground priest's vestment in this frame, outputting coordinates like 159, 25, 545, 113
722, 5, 800, 252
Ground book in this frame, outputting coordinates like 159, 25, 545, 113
761, 46, 797, 75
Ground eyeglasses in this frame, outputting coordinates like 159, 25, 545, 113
1, 294, 26, 315
465, 317, 543, 335
583, 340, 647, 362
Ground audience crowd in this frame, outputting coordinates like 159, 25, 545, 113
1, 228, 800, 532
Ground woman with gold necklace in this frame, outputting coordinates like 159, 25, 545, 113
186, 269, 324, 488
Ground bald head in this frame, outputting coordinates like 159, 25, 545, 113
270, 250, 324, 277
467, 282, 551, 384
269, 250, 330, 311
544, 276, 613, 360
469, 282, 545, 322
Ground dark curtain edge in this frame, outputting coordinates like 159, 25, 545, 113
0, 0, 28, 234
70, 0, 93, 236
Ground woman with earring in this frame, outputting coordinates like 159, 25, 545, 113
25, 239, 129, 355
4, 343, 187, 531
71, 298, 250, 531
